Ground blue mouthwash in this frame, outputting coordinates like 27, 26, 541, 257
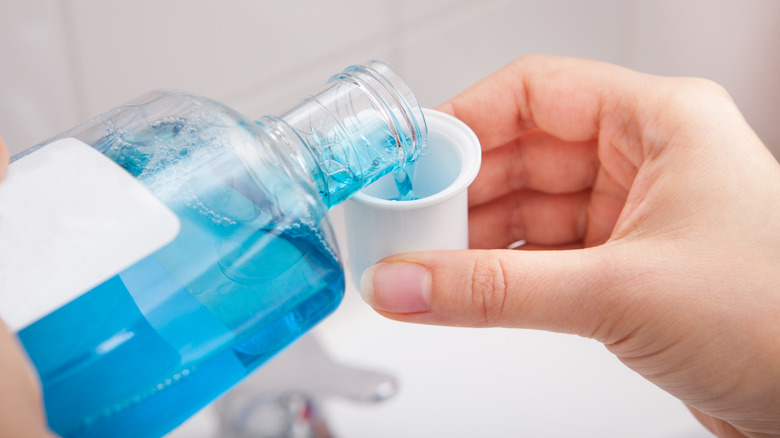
393, 162, 418, 201
6, 61, 427, 438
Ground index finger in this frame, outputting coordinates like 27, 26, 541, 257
436, 54, 659, 158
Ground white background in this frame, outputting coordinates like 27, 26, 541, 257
1, 1, 779, 159
2, 1, 779, 437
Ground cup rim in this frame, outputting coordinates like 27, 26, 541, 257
349, 108, 481, 210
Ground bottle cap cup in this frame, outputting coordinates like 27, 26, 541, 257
343, 108, 482, 288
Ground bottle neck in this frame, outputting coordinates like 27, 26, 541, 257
257, 61, 427, 209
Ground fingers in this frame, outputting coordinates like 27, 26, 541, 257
468, 130, 599, 207
687, 407, 745, 438
0, 137, 8, 181
468, 189, 589, 249
469, 148, 629, 248
437, 54, 660, 164
0, 320, 52, 437
359, 247, 628, 340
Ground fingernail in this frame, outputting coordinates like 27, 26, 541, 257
359, 262, 432, 314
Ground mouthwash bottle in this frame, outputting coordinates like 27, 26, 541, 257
0, 61, 426, 438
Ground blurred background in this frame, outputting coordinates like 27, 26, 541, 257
1, 1, 778, 437
1, 0, 779, 157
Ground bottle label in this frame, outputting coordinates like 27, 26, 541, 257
0, 138, 181, 332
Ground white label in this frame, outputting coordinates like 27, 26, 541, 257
0, 138, 181, 331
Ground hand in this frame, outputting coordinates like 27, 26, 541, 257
359, 56, 780, 438
0, 137, 8, 181
0, 137, 56, 437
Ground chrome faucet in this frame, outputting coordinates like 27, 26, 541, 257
215, 334, 397, 437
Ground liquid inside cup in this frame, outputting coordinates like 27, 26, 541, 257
344, 109, 481, 289
359, 129, 463, 201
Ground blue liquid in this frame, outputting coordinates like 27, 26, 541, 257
392, 163, 417, 201
18, 221, 342, 437
16, 114, 345, 437
281, 110, 423, 207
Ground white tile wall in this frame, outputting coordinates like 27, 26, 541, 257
63, 0, 395, 114
0, 1, 81, 154
396, 0, 634, 108
2, 0, 778, 157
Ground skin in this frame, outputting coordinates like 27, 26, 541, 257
1, 56, 778, 437
360, 55, 780, 437
0, 137, 54, 437
0, 137, 7, 181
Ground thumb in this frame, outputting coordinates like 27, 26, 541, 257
359, 247, 632, 341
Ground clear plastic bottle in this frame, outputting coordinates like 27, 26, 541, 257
5, 61, 426, 437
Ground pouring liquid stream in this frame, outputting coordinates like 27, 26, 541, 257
392, 163, 417, 201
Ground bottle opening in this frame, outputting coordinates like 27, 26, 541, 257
331, 61, 428, 167
274, 61, 429, 208
352, 109, 480, 207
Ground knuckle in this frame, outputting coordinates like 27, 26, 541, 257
667, 76, 735, 109
653, 76, 740, 148
469, 251, 510, 326
684, 77, 731, 99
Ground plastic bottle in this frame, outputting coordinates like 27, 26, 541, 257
0, 61, 426, 438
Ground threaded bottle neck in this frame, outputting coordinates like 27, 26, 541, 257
261, 61, 427, 209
